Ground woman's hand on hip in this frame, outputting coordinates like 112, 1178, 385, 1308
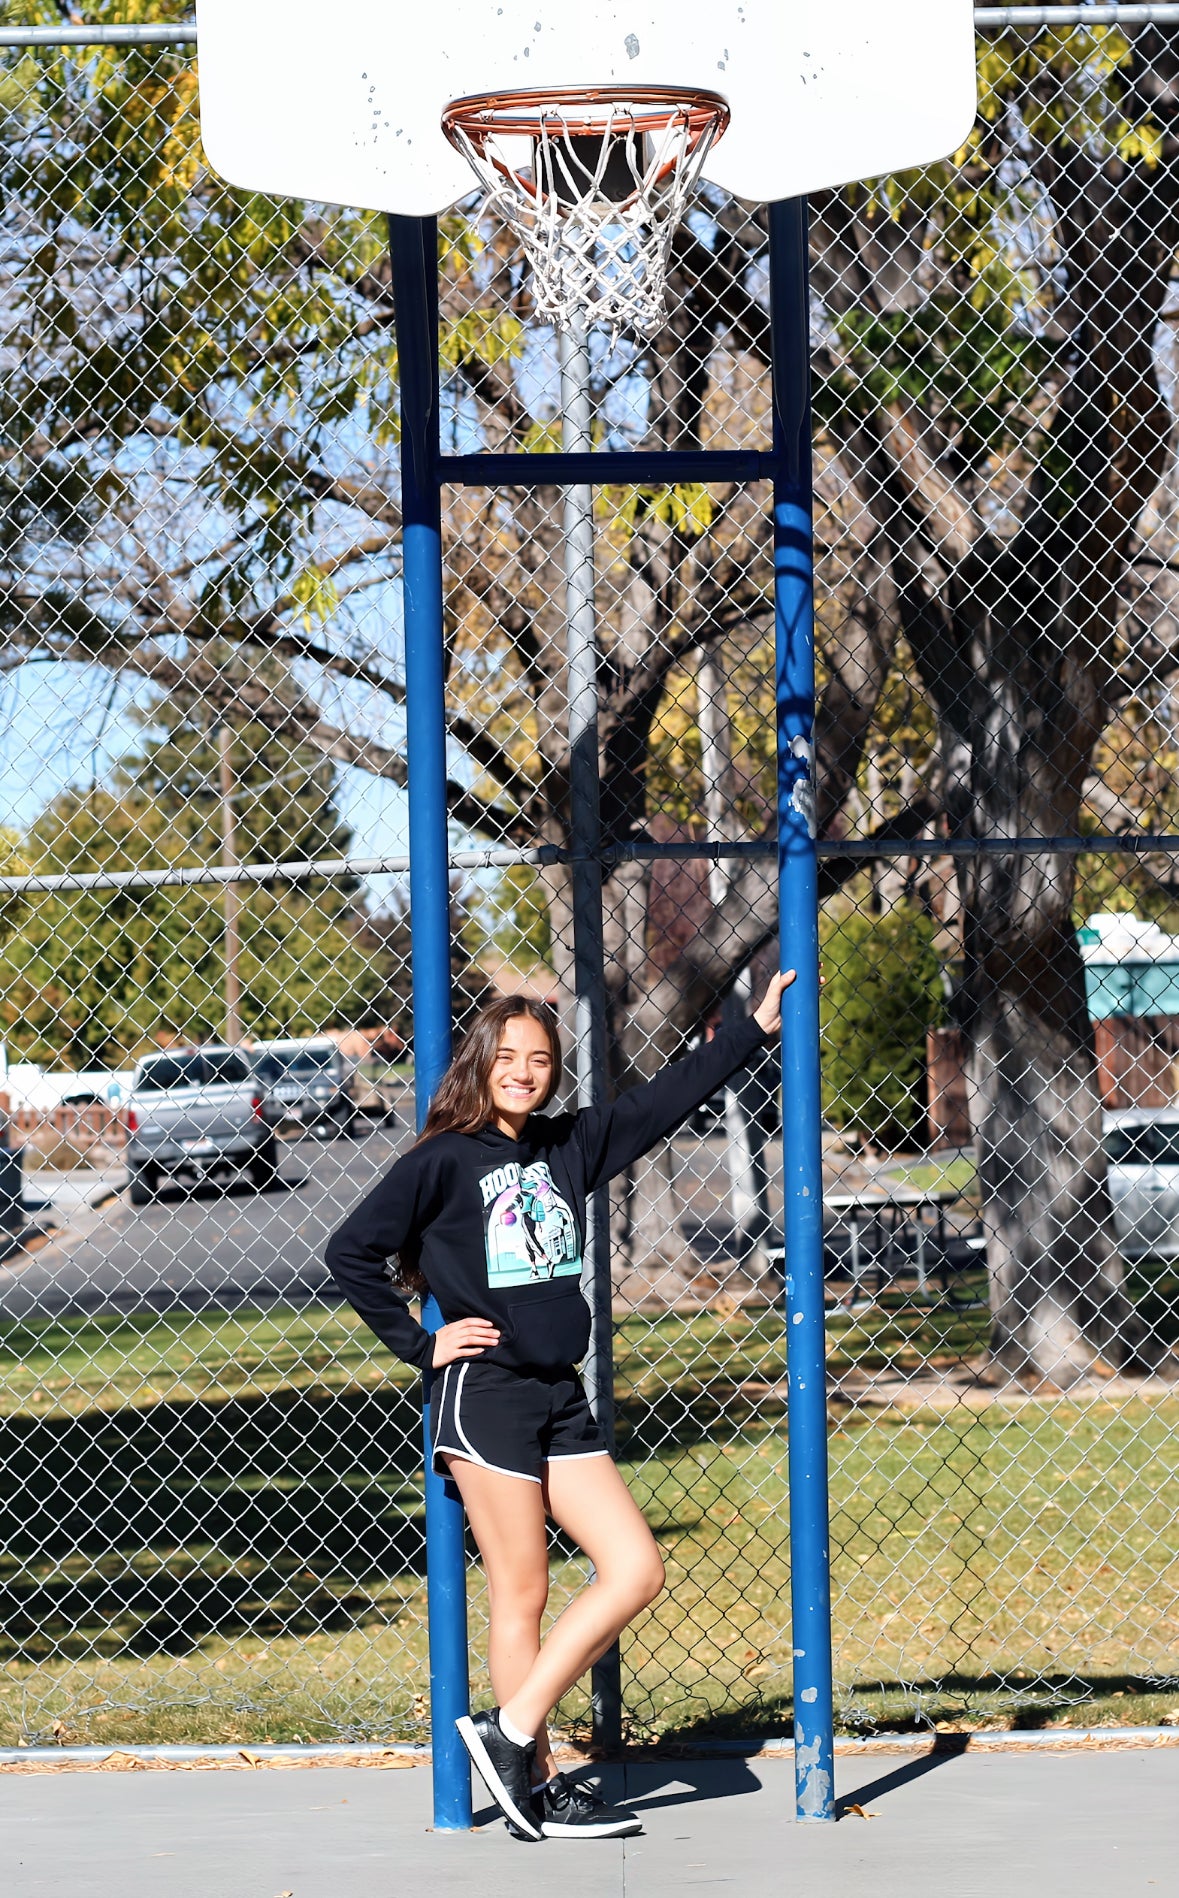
753, 969, 797, 1034
431, 1317, 501, 1367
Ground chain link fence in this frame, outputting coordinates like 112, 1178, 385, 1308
0, 7, 1176, 1749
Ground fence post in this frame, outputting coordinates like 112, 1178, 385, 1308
557, 320, 621, 1750
388, 212, 472, 1833
216, 721, 242, 1045
768, 197, 836, 1824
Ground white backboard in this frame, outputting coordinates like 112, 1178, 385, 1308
195, 0, 978, 215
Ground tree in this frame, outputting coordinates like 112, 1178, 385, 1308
425, 20, 1179, 1357
0, 695, 394, 1065
8, 12, 1179, 1359
0, 14, 778, 1285
798, 22, 1179, 1380
819, 904, 943, 1152
0, 2, 419, 801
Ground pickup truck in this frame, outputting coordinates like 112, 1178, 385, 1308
125, 1047, 278, 1204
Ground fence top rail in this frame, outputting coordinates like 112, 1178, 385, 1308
0, 848, 546, 898
974, 4, 1179, 22
1, 10, 1176, 53
1, 834, 1178, 896
0, 23, 196, 46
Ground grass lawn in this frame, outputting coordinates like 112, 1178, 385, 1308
882, 1155, 979, 1197
0, 1303, 1177, 1745
0, 1307, 415, 1417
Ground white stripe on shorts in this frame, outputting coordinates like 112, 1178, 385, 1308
432, 1361, 542, 1484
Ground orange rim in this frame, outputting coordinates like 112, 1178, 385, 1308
442, 84, 730, 204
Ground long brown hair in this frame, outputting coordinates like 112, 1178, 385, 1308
394, 997, 563, 1294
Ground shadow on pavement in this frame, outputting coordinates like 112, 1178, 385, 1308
834, 1731, 971, 1814
471, 1756, 764, 1833
623, 1756, 764, 1811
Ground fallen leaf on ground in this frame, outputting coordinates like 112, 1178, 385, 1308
843, 1803, 881, 1819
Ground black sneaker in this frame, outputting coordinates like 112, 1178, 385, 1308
537, 1771, 643, 1839
455, 1709, 544, 1841
504, 1790, 545, 1842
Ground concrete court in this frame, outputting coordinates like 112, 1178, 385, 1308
3, 1750, 1177, 1898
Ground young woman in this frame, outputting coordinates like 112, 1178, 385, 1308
326, 970, 793, 1841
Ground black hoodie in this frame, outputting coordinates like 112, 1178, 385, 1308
325, 1011, 774, 1375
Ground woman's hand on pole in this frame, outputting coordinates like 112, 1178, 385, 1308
431, 1317, 501, 1367
752, 969, 797, 1035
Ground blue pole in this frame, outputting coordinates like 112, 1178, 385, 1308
388, 213, 472, 1833
768, 197, 835, 1824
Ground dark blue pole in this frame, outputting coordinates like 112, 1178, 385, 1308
768, 197, 835, 1824
388, 213, 472, 1833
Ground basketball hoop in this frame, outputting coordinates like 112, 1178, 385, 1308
442, 85, 730, 337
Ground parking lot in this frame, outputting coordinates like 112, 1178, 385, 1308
0, 1123, 407, 1322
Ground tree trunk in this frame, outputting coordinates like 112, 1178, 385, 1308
898, 25, 1179, 1380
613, 1142, 705, 1306
941, 520, 1177, 1383
960, 867, 1163, 1383
697, 650, 775, 1277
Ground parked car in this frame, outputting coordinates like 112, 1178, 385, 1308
251, 1038, 358, 1139
125, 1047, 278, 1204
1104, 1108, 1179, 1260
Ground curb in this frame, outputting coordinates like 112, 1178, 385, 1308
2, 1726, 1176, 1767
752, 1725, 1179, 1757
7, 1172, 128, 1257
0, 1743, 431, 1766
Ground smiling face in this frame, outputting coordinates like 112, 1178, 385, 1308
488, 1014, 555, 1137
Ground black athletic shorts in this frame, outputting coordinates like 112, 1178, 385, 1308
431, 1359, 609, 1484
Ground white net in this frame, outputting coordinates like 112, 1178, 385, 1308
443, 90, 728, 337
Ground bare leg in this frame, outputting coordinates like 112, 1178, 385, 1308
441, 1456, 558, 1779
498, 1455, 665, 1740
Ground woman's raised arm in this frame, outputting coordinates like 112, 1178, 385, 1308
573, 972, 794, 1190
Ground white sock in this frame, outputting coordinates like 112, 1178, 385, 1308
497, 1710, 533, 1750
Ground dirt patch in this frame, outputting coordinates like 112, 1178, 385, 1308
740, 1355, 1179, 1414
0, 1748, 424, 1774
0, 1739, 605, 1775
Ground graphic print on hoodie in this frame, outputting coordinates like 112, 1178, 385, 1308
325, 1010, 774, 1374
481, 1160, 581, 1286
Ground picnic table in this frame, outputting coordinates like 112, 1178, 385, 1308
822, 1184, 982, 1310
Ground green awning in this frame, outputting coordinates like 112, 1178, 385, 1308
1084, 959, 1179, 1018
